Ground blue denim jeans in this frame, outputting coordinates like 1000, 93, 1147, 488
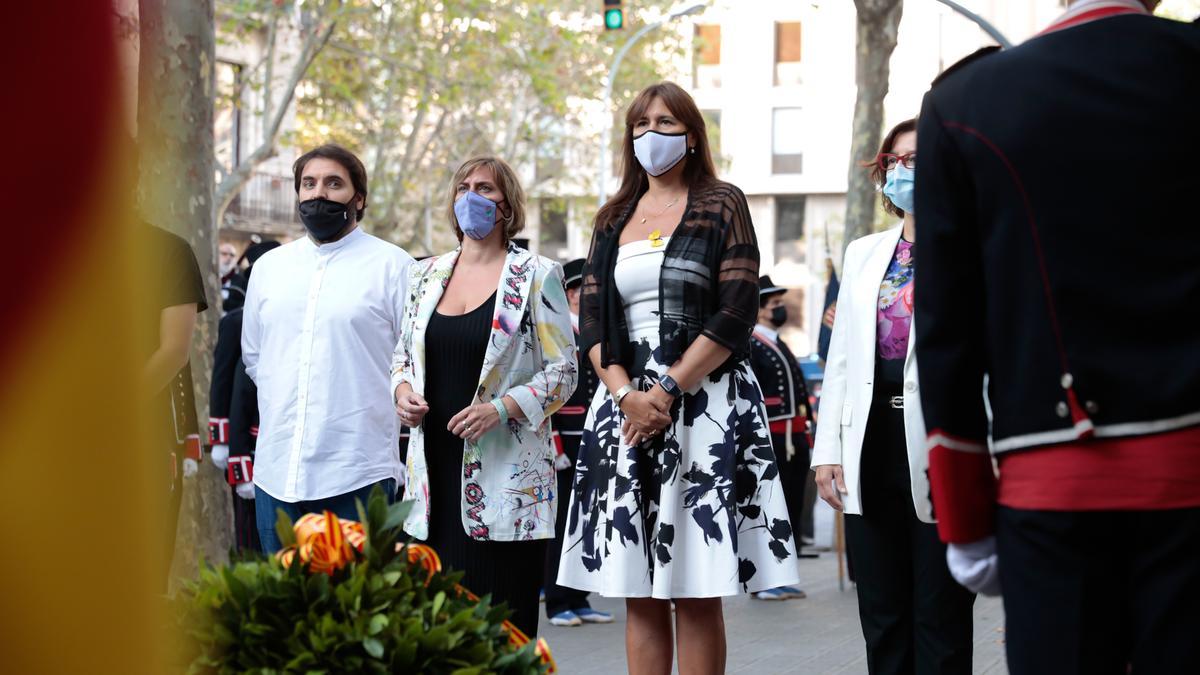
255, 479, 396, 554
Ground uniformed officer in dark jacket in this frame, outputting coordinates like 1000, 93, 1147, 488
208, 240, 277, 553
543, 259, 612, 626
747, 275, 811, 600
227, 317, 262, 553
915, 2, 1200, 672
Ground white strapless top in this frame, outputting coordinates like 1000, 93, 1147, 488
614, 238, 669, 342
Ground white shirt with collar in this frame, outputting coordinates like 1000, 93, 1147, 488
753, 323, 780, 344
242, 227, 414, 502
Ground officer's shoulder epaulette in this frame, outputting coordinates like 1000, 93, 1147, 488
931, 45, 1002, 88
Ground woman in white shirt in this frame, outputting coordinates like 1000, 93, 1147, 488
392, 156, 577, 639
811, 119, 975, 674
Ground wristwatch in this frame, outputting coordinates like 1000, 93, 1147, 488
657, 374, 682, 398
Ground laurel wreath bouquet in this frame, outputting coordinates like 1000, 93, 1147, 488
174, 486, 555, 674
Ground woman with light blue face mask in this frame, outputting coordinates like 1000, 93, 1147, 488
390, 156, 578, 639
812, 118, 977, 674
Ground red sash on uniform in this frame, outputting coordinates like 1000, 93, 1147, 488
1038, 1, 1146, 37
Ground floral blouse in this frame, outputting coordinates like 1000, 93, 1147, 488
877, 238, 915, 367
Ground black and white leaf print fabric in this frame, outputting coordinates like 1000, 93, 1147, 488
556, 337, 799, 598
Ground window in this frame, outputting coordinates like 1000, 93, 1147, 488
701, 109, 721, 157
774, 195, 807, 264
694, 25, 721, 88
535, 144, 564, 183
214, 60, 243, 173
539, 199, 568, 259
772, 108, 803, 174
776, 22, 802, 63
696, 25, 721, 65
775, 22, 803, 86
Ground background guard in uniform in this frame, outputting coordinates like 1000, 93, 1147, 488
748, 274, 812, 601
209, 240, 277, 553
543, 258, 613, 627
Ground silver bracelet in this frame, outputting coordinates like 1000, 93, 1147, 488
613, 383, 635, 407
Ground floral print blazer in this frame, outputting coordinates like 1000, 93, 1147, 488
391, 243, 578, 542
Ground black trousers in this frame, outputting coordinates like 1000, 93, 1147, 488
771, 430, 812, 549
845, 396, 975, 675
544, 442, 592, 617
998, 505, 1200, 675
232, 486, 261, 553
163, 447, 185, 591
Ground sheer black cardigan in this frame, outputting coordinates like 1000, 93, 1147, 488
579, 179, 760, 376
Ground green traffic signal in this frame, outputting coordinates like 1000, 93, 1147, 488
604, 7, 624, 30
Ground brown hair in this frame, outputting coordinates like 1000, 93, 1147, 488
594, 82, 719, 231
292, 144, 369, 221
867, 118, 917, 219
445, 156, 526, 245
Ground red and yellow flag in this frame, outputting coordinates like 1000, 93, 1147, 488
0, 4, 173, 673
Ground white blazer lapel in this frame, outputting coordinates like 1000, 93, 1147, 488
857, 227, 904, 361
411, 250, 460, 390
476, 244, 536, 397
905, 309, 918, 363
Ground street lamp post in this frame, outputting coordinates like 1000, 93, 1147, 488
597, 2, 707, 208
933, 0, 1013, 49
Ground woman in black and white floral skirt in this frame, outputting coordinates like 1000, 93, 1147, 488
557, 82, 798, 675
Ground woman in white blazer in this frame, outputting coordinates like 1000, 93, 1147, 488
391, 156, 577, 639
811, 120, 975, 675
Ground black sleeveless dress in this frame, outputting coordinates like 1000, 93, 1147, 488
423, 290, 547, 637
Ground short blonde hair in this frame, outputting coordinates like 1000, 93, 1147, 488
446, 156, 526, 245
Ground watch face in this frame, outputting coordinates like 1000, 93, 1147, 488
660, 375, 680, 396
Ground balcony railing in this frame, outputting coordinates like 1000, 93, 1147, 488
225, 172, 300, 227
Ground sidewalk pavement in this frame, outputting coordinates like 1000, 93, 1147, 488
538, 548, 1009, 674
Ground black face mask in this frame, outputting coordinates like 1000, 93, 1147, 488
298, 198, 355, 242
769, 306, 788, 328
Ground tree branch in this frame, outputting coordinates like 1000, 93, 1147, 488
213, 11, 338, 223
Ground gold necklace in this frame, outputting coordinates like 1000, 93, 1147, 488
638, 193, 682, 226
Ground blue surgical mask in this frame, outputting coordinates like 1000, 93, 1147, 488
883, 163, 915, 215
454, 191, 504, 240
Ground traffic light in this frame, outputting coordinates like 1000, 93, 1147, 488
604, 0, 624, 30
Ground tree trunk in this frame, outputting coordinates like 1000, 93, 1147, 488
137, 0, 233, 588
843, 0, 904, 255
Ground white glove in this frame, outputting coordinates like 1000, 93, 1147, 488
946, 535, 1001, 596
211, 444, 230, 471
554, 452, 573, 471
235, 482, 256, 500
182, 458, 199, 478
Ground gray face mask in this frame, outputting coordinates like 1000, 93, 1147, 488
633, 130, 688, 177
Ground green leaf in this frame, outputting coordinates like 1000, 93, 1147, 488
381, 499, 414, 533
368, 614, 388, 636
222, 568, 250, 609
362, 636, 384, 659
275, 507, 297, 548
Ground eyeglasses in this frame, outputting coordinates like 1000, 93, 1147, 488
876, 152, 916, 171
